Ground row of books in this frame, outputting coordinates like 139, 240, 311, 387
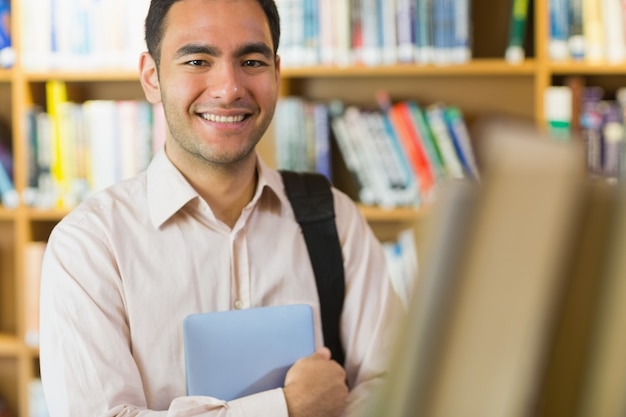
21, 81, 165, 209
548, 0, 626, 63
19, 0, 149, 71
545, 77, 626, 178
276, 0, 472, 68
275, 94, 480, 209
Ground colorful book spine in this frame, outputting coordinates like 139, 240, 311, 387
583, 0, 605, 62
452, 0, 471, 63
389, 102, 437, 202
549, 0, 570, 60
425, 103, 465, 179
580, 87, 604, 174
414, 0, 432, 64
505, 0, 530, 63
568, 0, 586, 60
444, 106, 480, 181
0, 151, 17, 208
544, 86, 573, 140
0, 0, 14, 68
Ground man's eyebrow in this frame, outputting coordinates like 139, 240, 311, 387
235, 42, 274, 59
174, 44, 221, 59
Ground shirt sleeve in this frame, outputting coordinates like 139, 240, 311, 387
39, 216, 290, 417
332, 190, 408, 417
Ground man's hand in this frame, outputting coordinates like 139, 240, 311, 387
284, 347, 348, 417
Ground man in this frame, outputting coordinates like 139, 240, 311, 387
39, 0, 403, 416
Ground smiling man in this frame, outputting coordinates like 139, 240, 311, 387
39, 1, 403, 416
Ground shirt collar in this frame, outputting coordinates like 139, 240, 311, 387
146, 149, 290, 229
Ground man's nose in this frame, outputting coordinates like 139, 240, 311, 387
209, 63, 243, 102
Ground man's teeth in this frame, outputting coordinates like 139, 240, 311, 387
202, 114, 245, 123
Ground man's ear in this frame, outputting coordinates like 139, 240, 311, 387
139, 52, 161, 104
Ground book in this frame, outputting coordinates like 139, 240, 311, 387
388, 101, 437, 203
544, 86, 573, 140
452, 0, 471, 63
380, 0, 398, 64
583, 0, 605, 62
0, 0, 13, 68
368, 123, 588, 417
443, 106, 480, 181
431, 0, 454, 65
568, 0, 586, 59
0, 150, 17, 208
24, 242, 47, 347
580, 88, 605, 174
414, 0, 433, 64
329, 101, 378, 205
343, 106, 398, 207
183, 304, 315, 401
602, 0, 626, 63
425, 103, 465, 179
532, 179, 618, 417
505, 0, 530, 63
396, 0, 416, 63
575, 180, 626, 417
549, 0, 570, 60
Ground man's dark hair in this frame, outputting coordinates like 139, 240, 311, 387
145, 0, 280, 66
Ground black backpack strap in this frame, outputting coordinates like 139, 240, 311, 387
280, 170, 346, 366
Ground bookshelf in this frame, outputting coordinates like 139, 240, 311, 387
1, 0, 626, 415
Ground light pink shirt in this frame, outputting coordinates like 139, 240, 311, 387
40, 150, 403, 417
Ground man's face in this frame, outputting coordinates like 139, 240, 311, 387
153, 0, 280, 167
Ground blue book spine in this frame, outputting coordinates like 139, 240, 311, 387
549, 0, 570, 60
0, 154, 18, 208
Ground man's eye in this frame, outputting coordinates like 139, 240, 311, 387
243, 60, 265, 68
188, 60, 206, 66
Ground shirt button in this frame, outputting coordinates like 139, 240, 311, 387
234, 300, 243, 309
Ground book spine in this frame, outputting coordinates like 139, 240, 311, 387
601, 103, 624, 177
389, 102, 436, 202
580, 87, 605, 174
313, 103, 332, 181
318, 0, 334, 65
380, 0, 398, 65
452, 0, 471, 63
544, 86, 573, 140
425, 104, 465, 179
397, 0, 416, 63
329, 103, 377, 205
431, 0, 454, 65
549, 0, 571, 60
344, 106, 397, 207
568, 0, 586, 60
414, 0, 432, 64
407, 101, 445, 180
0, 151, 17, 208
505, 0, 530, 63
583, 0, 605, 62
444, 106, 480, 181
602, 0, 626, 63
45, 80, 68, 207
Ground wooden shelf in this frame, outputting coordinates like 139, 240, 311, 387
0, 68, 12, 82
25, 207, 70, 222
23, 69, 140, 82
0, 334, 21, 357
549, 61, 626, 75
359, 205, 425, 223
0, 207, 16, 220
283, 58, 537, 78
